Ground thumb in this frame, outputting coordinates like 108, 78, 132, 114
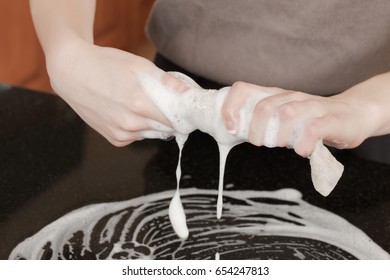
162, 71, 200, 93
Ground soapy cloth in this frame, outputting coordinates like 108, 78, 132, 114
137, 72, 344, 196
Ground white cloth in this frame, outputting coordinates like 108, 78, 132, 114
137, 72, 344, 196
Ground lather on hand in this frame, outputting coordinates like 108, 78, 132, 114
137, 72, 344, 196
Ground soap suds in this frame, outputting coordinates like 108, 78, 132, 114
168, 134, 189, 239
137, 72, 344, 237
217, 144, 231, 219
263, 113, 280, 148
9, 188, 389, 260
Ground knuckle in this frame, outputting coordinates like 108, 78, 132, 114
162, 72, 185, 92
254, 99, 275, 116
268, 86, 284, 92
161, 72, 174, 85
278, 103, 296, 119
306, 99, 324, 112
130, 97, 145, 115
110, 128, 129, 143
119, 117, 138, 132
231, 81, 247, 91
287, 91, 307, 100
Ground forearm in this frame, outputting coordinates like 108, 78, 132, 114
29, 0, 96, 58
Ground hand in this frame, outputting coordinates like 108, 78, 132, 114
222, 81, 375, 157
46, 40, 188, 146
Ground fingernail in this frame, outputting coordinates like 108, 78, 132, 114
225, 119, 237, 134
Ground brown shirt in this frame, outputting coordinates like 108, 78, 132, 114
147, 0, 390, 95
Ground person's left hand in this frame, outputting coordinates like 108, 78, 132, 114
221, 81, 373, 157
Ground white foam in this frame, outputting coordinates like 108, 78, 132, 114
169, 191, 188, 239
168, 134, 189, 239
9, 188, 390, 260
263, 113, 280, 148
217, 144, 231, 219
137, 72, 344, 237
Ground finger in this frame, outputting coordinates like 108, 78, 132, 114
277, 100, 324, 147
319, 116, 351, 149
114, 109, 159, 132
222, 82, 249, 132
146, 119, 175, 132
139, 130, 173, 140
293, 118, 329, 157
248, 97, 279, 146
163, 71, 195, 91
276, 102, 297, 148
222, 82, 280, 133
247, 92, 296, 146
97, 121, 141, 145
87, 118, 139, 146
74, 105, 142, 145
85, 101, 154, 133
109, 116, 174, 143
126, 82, 173, 128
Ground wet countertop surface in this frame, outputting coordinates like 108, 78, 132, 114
1, 84, 390, 259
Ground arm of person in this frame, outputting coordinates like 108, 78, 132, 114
222, 72, 390, 157
29, 0, 187, 146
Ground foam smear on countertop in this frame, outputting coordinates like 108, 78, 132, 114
9, 189, 390, 260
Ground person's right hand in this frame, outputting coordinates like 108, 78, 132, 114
46, 40, 188, 146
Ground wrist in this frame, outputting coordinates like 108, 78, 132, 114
334, 75, 388, 141
45, 37, 95, 95
45, 33, 92, 62
364, 73, 390, 137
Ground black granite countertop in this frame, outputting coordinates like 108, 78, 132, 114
1, 84, 390, 259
